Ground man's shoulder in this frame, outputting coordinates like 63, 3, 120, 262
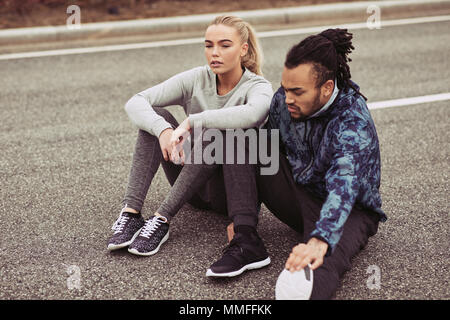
274, 86, 285, 96
270, 86, 285, 107
326, 95, 378, 151
332, 94, 372, 127
266, 87, 288, 130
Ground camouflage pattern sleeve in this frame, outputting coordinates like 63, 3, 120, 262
309, 116, 372, 255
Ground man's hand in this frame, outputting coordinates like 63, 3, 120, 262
285, 237, 328, 272
159, 128, 174, 162
170, 118, 191, 165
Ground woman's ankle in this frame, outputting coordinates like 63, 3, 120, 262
124, 207, 140, 214
154, 212, 169, 224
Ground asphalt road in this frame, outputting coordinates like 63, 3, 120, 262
0, 18, 449, 300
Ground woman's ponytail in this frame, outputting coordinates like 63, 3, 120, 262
241, 21, 263, 76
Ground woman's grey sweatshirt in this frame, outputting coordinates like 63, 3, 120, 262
124, 65, 273, 138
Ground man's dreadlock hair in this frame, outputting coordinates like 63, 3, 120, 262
285, 28, 366, 100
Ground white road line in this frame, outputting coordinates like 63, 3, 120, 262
258, 14, 450, 38
367, 93, 450, 110
1, 15, 450, 60
0, 37, 205, 61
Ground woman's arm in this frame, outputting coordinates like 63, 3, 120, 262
124, 67, 201, 138
188, 81, 273, 130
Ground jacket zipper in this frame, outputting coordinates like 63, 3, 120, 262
300, 121, 315, 177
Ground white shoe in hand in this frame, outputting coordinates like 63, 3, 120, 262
275, 265, 313, 300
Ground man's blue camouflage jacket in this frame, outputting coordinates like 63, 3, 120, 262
266, 81, 387, 255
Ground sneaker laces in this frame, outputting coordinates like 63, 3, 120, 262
222, 238, 244, 256
111, 204, 130, 234
140, 216, 167, 239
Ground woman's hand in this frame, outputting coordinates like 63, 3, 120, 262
170, 118, 191, 165
159, 128, 174, 162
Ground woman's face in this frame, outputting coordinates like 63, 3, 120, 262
204, 24, 248, 75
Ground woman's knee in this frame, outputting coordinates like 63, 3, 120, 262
153, 107, 179, 127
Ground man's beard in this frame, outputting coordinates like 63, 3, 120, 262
290, 91, 322, 122
292, 114, 306, 123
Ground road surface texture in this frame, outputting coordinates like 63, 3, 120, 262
0, 18, 449, 300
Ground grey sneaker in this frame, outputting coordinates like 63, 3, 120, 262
107, 205, 145, 251
128, 216, 169, 256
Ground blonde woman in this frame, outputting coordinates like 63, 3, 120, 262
107, 16, 273, 277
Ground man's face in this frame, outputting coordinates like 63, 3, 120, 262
281, 63, 333, 121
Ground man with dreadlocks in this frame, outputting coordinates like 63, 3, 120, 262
223, 28, 387, 299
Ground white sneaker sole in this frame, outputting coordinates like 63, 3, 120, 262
127, 231, 169, 256
275, 266, 313, 300
107, 227, 143, 251
205, 257, 271, 277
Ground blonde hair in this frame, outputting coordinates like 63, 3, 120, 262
209, 15, 263, 76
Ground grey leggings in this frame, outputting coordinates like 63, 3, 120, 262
123, 108, 259, 227
123, 108, 227, 218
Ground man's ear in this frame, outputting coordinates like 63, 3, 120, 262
322, 79, 334, 97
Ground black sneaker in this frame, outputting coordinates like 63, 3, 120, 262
128, 216, 169, 256
107, 207, 145, 251
206, 231, 270, 277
